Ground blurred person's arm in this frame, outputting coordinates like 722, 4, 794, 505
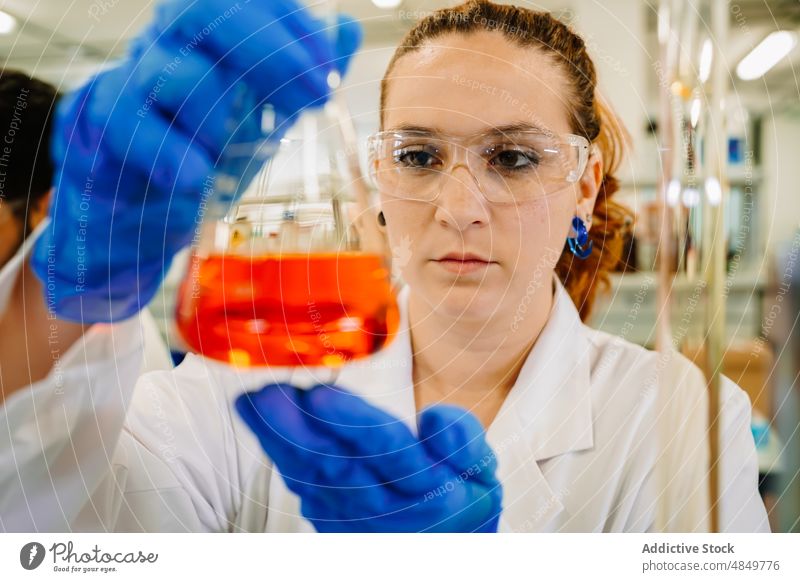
0, 254, 87, 404
0, 238, 220, 532
0, 233, 145, 531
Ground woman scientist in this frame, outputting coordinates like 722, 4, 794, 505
0, 0, 769, 532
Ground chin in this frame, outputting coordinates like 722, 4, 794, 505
418, 278, 507, 320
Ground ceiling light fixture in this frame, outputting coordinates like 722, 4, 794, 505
371, 0, 403, 9
698, 39, 713, 83
0, 10, 17, 35
736, 31, 797, 81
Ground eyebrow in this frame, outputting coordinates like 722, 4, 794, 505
388, 122, 553, 137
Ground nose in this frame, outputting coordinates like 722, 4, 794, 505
433, 164, 490, 232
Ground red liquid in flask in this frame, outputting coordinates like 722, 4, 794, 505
175, 252, 399, 367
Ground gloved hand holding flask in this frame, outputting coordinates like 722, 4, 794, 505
31, 0, 362, 323
236, 383, 503, 532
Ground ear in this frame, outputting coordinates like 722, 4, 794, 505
29, 188, 53, 231
576, 149, 603, 231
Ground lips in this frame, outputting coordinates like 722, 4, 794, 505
433, 252, 496, 275
435, 252, 492, 263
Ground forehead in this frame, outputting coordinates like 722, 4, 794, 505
383, 30, 574, 137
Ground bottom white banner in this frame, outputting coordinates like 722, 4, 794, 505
1, 533, 797, 581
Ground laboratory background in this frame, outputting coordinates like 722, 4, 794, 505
1, 0, 799, 532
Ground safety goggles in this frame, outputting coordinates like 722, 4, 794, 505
367, 129, 591, 204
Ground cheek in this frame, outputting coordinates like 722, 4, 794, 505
380, 198, 431, 246
502, 197, 573, 270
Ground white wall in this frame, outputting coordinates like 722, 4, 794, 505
339, 43, 395, 137
568, 0, 651, 184
761, 113, 800, 252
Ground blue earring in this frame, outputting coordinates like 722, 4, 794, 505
568, 215, 593, 259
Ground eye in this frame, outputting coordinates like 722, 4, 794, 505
393, 146, 442, 170
487, 147, 541, 171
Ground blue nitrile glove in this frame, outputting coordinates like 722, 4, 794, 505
235, 383, 503, 532
31, 0, 362, 323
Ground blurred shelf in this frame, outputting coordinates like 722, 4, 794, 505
607, 267, 767, 292
619, 166, 762, 191
590, 267, 768, 347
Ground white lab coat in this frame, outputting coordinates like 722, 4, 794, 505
0, 240, 769, 532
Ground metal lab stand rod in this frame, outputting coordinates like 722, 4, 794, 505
654, 0, 680, 532
703, 0, 730, 534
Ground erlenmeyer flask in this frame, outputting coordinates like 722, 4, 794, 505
175, 130, 398, 368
